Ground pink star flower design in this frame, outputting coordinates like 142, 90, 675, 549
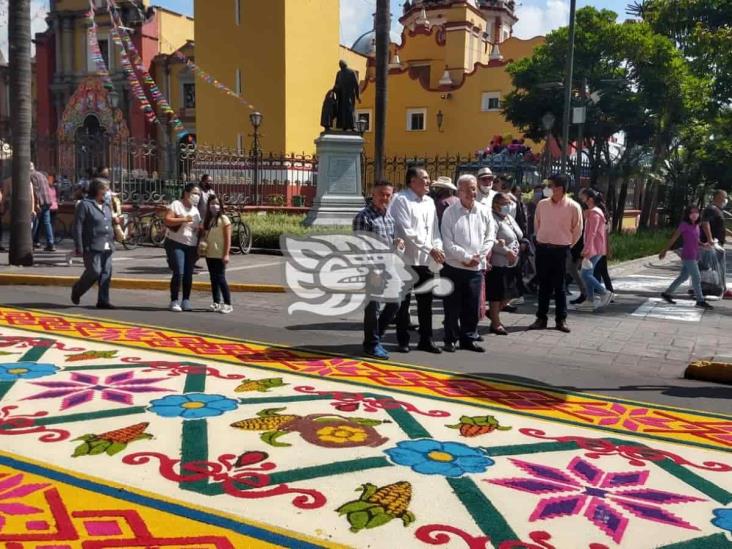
24, 371, 172, 410
487, 457, 705, 543
0, 473, 50, 531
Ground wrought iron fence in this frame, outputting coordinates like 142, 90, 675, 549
30, 135, 317, 207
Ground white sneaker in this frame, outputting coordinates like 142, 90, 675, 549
210, 302, 221, 312
181, 299, 193, 311
219, 304, 234, 314
169, 300, 182, 312
598, 292, 614, 309
574, 301, 596, 312
511, 296, 525, 305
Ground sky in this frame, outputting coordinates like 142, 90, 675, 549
0, 0, 629, 60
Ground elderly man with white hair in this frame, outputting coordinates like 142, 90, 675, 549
440, 174, 497, 352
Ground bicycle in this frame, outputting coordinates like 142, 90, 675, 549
224, 207, 253, 255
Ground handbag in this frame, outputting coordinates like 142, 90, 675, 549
197, 231, 209, 257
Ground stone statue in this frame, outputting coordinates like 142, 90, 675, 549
332, 60, 360, 131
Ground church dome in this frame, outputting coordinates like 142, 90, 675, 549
351, 30, 376, 56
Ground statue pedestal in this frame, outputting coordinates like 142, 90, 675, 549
304, 132, 365, 227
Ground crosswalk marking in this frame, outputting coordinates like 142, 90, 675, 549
632, 298, 703, 323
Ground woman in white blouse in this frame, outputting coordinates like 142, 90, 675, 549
164, 183, 202, 312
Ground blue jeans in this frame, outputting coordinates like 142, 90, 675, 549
666, 259, 703, 301
580, 255, 608, 301
165, 240, 196, 301
32, 205, 54, 247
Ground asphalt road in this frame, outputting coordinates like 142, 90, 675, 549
1, 247, 730, 416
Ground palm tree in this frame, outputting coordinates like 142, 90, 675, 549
8, 0, 33, 266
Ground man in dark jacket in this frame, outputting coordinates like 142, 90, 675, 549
71, 178, 117, 309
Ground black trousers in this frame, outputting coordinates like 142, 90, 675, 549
442, 265, 482, 345
536, 244, 569, 322
206, 258, 231, 305
397, 265, 434, 345
594, 256, 614, 292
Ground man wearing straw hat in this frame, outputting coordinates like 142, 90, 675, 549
477, 167, 496, 208
431, 176, 459, 226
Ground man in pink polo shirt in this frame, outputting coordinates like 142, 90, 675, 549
528, 174, 583, 333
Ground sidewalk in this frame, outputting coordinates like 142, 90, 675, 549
0, 244, 288, 291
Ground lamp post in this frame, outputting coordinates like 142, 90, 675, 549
560, 0, 577, 175
249, 111, 263, 205
541, 112, 556, 177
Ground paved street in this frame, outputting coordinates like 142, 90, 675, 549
0, 246, 730, 416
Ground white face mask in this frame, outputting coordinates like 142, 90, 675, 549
190, 194, 201, 207
103, 191, 112, 204
500, 205, 512, 216
210, 204, 221, 214
722, 199, 729, 209
543, 187, 554, 199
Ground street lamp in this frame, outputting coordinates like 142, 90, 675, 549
356, 117, 368, 135
249, 111, 263, 205
561, 0, 578, 175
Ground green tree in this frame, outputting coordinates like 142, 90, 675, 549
503, 7, 707, 229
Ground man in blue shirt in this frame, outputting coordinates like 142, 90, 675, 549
353, 181, 403, 359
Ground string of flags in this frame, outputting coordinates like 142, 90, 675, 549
110, 25, 159, 124
108, 0, 187, 135
85, 1, 113, 88
173, 51, 258, 112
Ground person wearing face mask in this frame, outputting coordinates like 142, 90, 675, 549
194, 174, 215, 271
660, 206, 714, 310
71, 179, 117, 309
476, 167, 496, 207
528, 174, 584, 333
164, 183, 203, 312
575, 189, 614, 311
486, 193, 523, 335
701, 190, 732, 299
202, 196, 233, 314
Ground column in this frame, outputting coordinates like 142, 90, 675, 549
54, 16, 63, 79
62, 17, 73, 76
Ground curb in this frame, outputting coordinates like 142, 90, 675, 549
685, 359, 732, 385
0, 274, 286, 294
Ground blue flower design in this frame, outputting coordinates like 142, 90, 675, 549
0, 362, 59, 382
384, 439, 494, 478
712, 508, 732, 533
148, 393, 239, 420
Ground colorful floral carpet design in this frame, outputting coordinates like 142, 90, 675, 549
0, 307, 730, 549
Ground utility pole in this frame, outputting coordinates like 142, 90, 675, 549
374, 0, 390, 182
575, 77, 588, 190
9, 0, 33, 266
560, 0, 577, 176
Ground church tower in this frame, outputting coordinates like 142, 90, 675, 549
194, 0, 340, 153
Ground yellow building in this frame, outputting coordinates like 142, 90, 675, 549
194, 0, 341, 154
356, 0, 543, 158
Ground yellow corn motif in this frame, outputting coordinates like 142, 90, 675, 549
367, 482, 412, 517
230, 415, 299, 431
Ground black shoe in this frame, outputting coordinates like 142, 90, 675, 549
696, 301, 713, 310
660, 293, 676, 304
44, 246, 56, 252
528, 319, 547, 331
570, 295, 586, 305
443, 342, 457, 353
417, 341, 442, 354
33, 242, 41, 249
459, 342, 486, 353
71, 292, 80, 306
408, 323, 419, 331
476, 335, 485, 342
96, 303, 117, 310
556, 320, 571, 333
396, 344, 410, 353
502, 304, 518, 313
0, 246, 6, 252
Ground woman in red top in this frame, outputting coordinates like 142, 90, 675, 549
577, 189, 614, 311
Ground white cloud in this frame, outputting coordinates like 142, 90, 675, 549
340, 0, 375, 46
0, 0, 50, 60
513, 0, 570, 39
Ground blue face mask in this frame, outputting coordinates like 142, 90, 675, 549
500, 205, 512, 216
103, 191, 112, 204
